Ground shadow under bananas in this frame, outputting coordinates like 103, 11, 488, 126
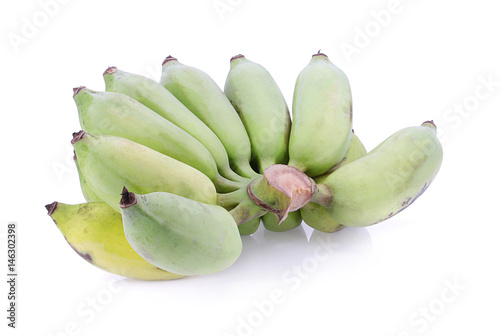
229, 223, 374, 280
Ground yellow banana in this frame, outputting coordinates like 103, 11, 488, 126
46, 201, 183, 280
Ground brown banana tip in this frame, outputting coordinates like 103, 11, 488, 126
313, 50, 328, 57
162, 55, 178, 66
119, 186, 137, 209
71, 130, 86, 144
72, 86, 86, 98
422, 120, 437, 129
230, 54, 245, 61
46, 202, 58, 215
103, 66, 117, 75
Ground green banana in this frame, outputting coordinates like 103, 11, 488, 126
314, 131, 367, 183
73, 86, 238, 192
301, 131, 367, 233
312, 121, 443, 227
46, 201, 183, 280
103, 67, 244, 183
300, 203, 345, 233
160, 56, 258, 179
262, 211, 302, 232
238, 217, 261, 236
288, 52, 353, 177
120, 188, 242, 276
224, 54, 291, 172
71, 131, 217, 212
73, 151, 103, 203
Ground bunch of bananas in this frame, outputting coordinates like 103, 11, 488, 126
46, 52, 443, 280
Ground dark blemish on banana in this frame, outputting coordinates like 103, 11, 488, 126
69, 243, 93, 264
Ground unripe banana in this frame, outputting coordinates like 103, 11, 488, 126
73, 87, 237, 192
300, 203, 344, 233
120, 188, 242, 276
238, 217, 261, 236
103, 67, 244, 182
224, 55, 291, 172
301, 131, 367, 233
262, 211, 302, 232
160, 56, 258, 178
288, 52, 352, 177
73, 152, 102, 203
46, 201, 183, 280
71, 131, 217, 212
314, 131, 367, 183
312, 121, 443, 227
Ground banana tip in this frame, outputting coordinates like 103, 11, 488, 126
71, 130, 86, 144
230, 54, 245, 62
103, 66, 117, 76
312, 51, 328, 58
46, 202, 58, 216
162, 55, 178, 66
120, 187, 137, 209
422, 120, 437, 130
72, 86, 86, 98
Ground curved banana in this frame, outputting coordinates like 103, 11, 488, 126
103, 67, 244, 183
262, 211, 302, 232
73, 152, 102, 203
224, 54, 290, 172
120, 188, 242, 276
46, 201, 183, 280
312, 121, 443, 227
301, 131, 367, 232
288, 52, 352, 177
160, 56, 258, 179
73, 86, 238, 192
71, 131, 217, 212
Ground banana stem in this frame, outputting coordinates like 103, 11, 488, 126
217, 187, 248, 209
247, 164, 316, 224
219, 164, 253, 183
310, 184, 333, 207
233, 159, 261, 179
229, 200, 267, 226
214, 174, 244, 193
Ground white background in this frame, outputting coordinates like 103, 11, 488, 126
1, 0, 499, 335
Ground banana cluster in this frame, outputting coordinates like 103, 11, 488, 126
46, 52, 443, 281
